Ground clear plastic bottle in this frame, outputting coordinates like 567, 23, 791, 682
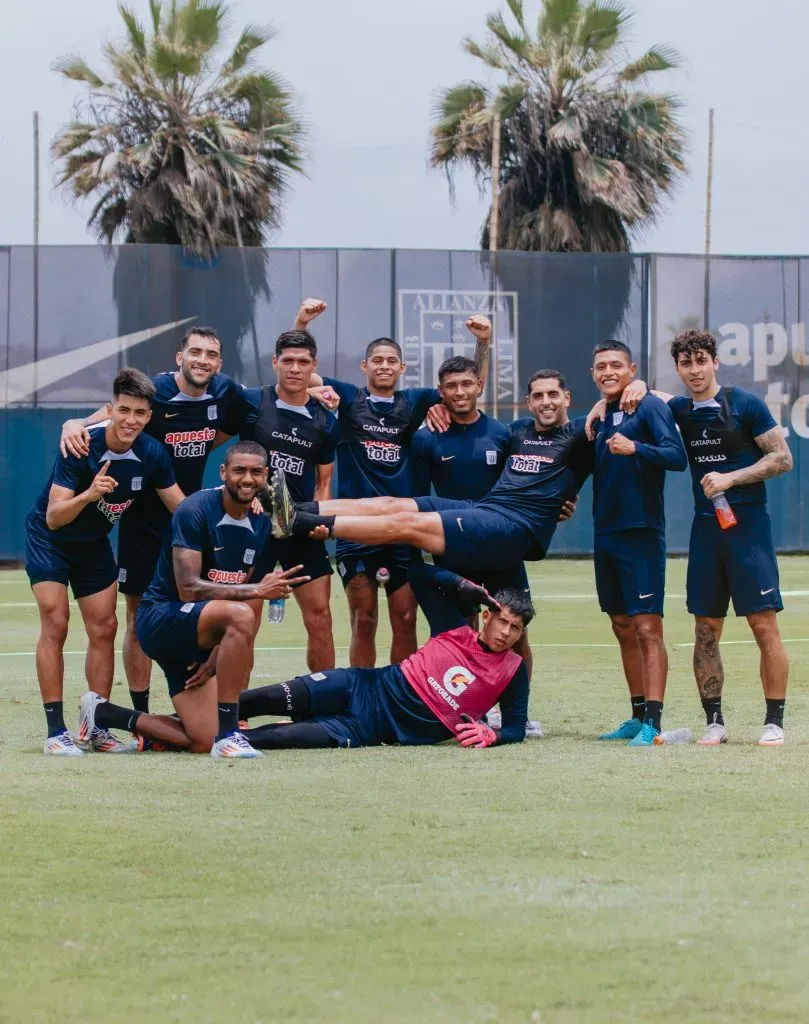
375, 567, 390, 587
267, 597, 286, 624
654, 728, 693, 745
712, 493, 737, 530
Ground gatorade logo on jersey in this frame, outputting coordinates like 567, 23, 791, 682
361, 438, 402, 464
511, 453, 554, 473
442, 665, 476, 696
207, 568, 249, 584
97, 496, 135, 524
164, 427, 217, 459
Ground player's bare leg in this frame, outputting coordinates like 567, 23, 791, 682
748, 610, 788, 745
171, 679, 219, 753
316, 496, 419, 517
122, 593, 152, 710
599, 614, 646, 741
76, 583, 119, 700
32, 582, 70, 704
293, 576, 336, 671
693, 616, 727, 745
329, 511, 446, 555
346, 574, 379, 667
387, 583, 418, 664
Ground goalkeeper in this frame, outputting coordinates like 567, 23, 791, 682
238, 562, 533, 750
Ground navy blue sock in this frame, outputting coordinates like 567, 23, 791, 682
292, 511, 335, 539
630, 695, 646, 721
217, 702, 240, 739
644, 700, 663, 732
702, 697, 724, 727
95, 701, 142, 734
765, 698, 785, 728
43, 701, 66, 738
130, 689, 150, 714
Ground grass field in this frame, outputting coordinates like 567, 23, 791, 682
3, 558, 809, 1023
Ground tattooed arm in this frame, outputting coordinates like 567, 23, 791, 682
173, 548, 307, 603
701, 427, 792, 498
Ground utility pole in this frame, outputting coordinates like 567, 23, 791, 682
489, 107, 501, 417
703, 107, 715, 329
33, 110, 40, 407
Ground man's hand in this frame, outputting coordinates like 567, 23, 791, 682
466, 315, 492, 342
254, 565, 311, 600
456, 579, 501, 617
558, 497, 578, 523
701, 471, 734, 500
184, 650, 218, 690
585, 399, 607, 441
606, 433, 636, 456
620, 379, 647, 413
61, 419, 91, 459
295, 298, 327, 330
308, 524, 331, 541
455, 715, 498, 748
84, 461, 116, 502
426, 404, 452, 433
306, 385, 340, 412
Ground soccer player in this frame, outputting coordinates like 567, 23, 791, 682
264, 370, 593, 585
237, 330, 340, 670
613, 330, 793, 745
588, 341, 687, 746
294, 297, 491, 668
60, 327, 249, 718
236, 561, 532, 750
25, 368, 182, 755
76, 442, 309, 758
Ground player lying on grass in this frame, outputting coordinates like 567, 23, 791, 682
75, 442, 309, 759
263, 370, 593, 581
26, 368, 183, 756
587, 329, 793, 746
236, 561, 533, 750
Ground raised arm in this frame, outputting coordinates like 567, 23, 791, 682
45, 461, 116, 530
466, 315, 492, 390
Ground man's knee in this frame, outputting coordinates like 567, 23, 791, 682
389, 602, 417, 636
695, 617, 723, 646
41, 610, 70, 647
302, 603, 333, 636
634, 616, 663, 645
610, 616, 635, 645
186, 727, 216, 754
748, 612, 781, 647
222, 602, 255, 640
124, 596, 141, 630
85, 612, 118, 645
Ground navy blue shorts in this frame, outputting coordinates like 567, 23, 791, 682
335, 543, 413, 595
438, 508, 535, 576
594, 528, 666, 617
117, 518, 164, 596
136, 599, 211, 697
687, 508, 782, 618
300, 667, 395, 748
265, 535, 332, 585
25, 510, 117, 599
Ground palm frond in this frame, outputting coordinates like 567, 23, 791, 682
52, 55, 106, 87
118, 5, 147, 57
619, 44, 681, 81
222, 23, 274, 74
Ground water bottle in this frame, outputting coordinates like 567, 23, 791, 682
654, 728, 693, 745
712, 493, 737, 530
375, 567, 390, 587
267, 597, 286, 624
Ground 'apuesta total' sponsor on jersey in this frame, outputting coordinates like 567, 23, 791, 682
97, 496, 135, 524
164, 427, 217, 458
207, 567, 249, 584
362, 438, 402, 464
510, 453, 555, 473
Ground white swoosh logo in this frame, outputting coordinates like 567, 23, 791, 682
441, 455, 455, 461
0, 318, 195, 408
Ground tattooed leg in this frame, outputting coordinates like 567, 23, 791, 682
694, 617, 725, 726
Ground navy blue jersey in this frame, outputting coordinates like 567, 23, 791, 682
238, 386, 339, 503
323, 377, 441, 500
668, 387, 777, 516
143, 488, 271, 604
410, 413, 510, 501
474, 416, 593, 554
592, 394, 687, 534
129, 371, 250, 535
31, 423, 174, 546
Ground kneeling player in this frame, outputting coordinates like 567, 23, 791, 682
237, 562, 532, 750
76, 442, 308, 758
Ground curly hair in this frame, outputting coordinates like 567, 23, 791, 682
670, 329, 717, 363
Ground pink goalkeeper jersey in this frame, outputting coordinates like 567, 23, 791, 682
400, 625, 522, 733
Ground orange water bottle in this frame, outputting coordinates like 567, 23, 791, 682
712, 493, 737, 530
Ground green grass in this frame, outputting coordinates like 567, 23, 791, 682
3, 558, 809, 1023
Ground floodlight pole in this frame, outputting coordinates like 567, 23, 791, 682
703, 107, 715, 329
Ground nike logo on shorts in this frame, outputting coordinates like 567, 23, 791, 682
441, 455, 455, 461
456, 517, 464, 532
165, 412, 180, 418
214, 546, 224, 551
639, 592, 654, 599
761, 588, 775, 595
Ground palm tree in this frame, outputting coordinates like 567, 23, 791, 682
430, 0, 687, 252
52, 0, 305, 257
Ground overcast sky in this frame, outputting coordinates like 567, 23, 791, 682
1, 0, 807, 254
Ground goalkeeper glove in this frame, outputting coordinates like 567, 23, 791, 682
455, 715, 498, 748
455, 578, 501, 617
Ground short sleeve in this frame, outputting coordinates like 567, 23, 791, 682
171, 501, 206, 552
406, 387, 442, 428
740, 392, 778, 438
317, 415, 339, 464
323, 377, 358, 408
51, 452, 84, 492
151, 444, 176, 490
221, 383, 260, 436
667, 396, 690, 417
409, 428, 432, 495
